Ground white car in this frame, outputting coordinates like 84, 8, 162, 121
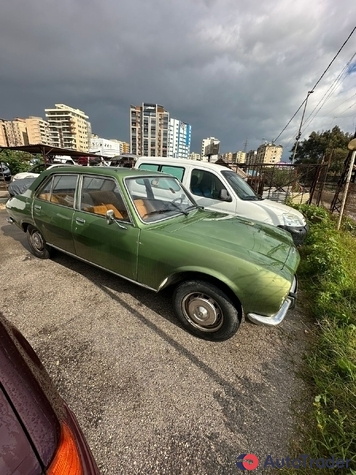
12, 163, 69, 181
135, 157, 308, 245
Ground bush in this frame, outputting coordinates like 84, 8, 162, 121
286, 204, 356, 473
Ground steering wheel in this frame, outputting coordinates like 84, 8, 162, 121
172, 195, 184, 205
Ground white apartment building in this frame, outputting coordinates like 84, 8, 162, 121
45, 104, 91, 152
130, 103, 169, 157
168, 119, 191, 159
201, 137, 220, 162
90, 135, 123, 157
25, 116, 52, 145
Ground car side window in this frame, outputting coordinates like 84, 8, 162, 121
37, 174, 77, 207
138, 164, 159, 172
80, 176, 130, 221
190, 170, 225, 200
160, 166, 185, 181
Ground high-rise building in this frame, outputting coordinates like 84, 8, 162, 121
45, 104, 91, 152
1, 118, 28, 147
246, 150, 258, 165
0, 120, 7, 147
201, 137, 220, 162
121, 141, 130, 153
25, 116, 52, 145
232, 151, 246, 164
221, 152, 233, 162
130, 103, 169, 157
256, 143, 283, 164
168, 119, 191, 159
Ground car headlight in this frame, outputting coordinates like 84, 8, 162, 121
282, 213, 305, 227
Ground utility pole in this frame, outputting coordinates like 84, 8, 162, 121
291, 90, 314, 163
337, 138, 356, 230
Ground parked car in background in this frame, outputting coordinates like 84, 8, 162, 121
12, 163, 73, 182
0, 162, 11, 182
13, 163, 54, 181
52, 156, 76, 165
8, 177, 37, 197
0, 311, 99, 474
76, 156, 105, 166
108, 155, 137, 168
6, 166, 299, 341
135, 157, 308, 245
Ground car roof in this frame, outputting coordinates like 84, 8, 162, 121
41, 165, 173, 179
135, 157, 231, 172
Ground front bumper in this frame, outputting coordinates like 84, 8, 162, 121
247, 276, 298, 326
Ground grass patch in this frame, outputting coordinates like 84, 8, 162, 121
278, 204, 356, 474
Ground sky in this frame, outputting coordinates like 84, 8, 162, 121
0, 0, 355, 160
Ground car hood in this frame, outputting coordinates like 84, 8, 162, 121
256, 199, 306, 224
151, 210, 299, 271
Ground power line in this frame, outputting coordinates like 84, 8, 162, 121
273, 25, 356, 143
311, 26, 356, 91
301, 52, 356, 134
326, 92, 356, 114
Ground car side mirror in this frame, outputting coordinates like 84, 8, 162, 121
219, 189, 232, 202
106, 209, 128, 230
106, 209, 115, 224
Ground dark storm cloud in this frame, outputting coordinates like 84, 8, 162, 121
0, 0, 355, 157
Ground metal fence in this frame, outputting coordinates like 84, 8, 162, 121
229, 162, 355, 220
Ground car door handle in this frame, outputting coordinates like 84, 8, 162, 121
34, 205, 41, 210
76, 218, 85, 224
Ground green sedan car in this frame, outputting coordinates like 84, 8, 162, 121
6, 166, 300, 341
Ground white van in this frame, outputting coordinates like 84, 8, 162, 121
135, 157, 308, 245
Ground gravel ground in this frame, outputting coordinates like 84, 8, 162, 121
0, 209, 310, 474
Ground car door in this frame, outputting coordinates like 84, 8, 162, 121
189, 169, 236, 213
32, 173, 78, 254
71, 175, 140, 281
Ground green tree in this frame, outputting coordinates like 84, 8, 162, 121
290, 126, 353, 165
0, 150, 38, 175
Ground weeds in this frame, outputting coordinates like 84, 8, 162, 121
280, 204, 356, 474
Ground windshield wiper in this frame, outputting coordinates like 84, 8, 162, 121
167, 201, 189, 215
185, 204, 203, 211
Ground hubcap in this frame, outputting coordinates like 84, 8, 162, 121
182, 292, 223, 332
31, 231, 44, 251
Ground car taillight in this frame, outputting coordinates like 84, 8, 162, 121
47, 422, 83, 475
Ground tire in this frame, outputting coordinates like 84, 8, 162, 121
26, 225, 52, 259
173, 280, 240, 341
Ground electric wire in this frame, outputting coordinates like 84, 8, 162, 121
301, 53, 355, 134
273, 25, 356, 143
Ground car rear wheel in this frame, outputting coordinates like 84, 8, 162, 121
173, 280, 240, 341
26, 225, 52, 259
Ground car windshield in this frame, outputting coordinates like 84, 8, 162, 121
125, 175, 198, 222
221, 170, 259, 201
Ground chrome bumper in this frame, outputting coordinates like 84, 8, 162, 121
247, 276, 298, 326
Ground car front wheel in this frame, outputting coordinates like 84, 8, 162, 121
173, 280, 240, 341
26, 225, 52, 259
